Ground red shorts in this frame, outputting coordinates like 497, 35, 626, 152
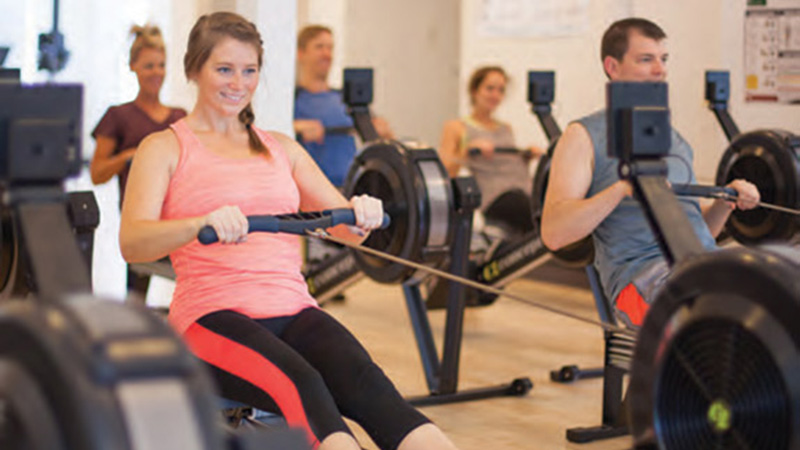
615, 283, 649, 327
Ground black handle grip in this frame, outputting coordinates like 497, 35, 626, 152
325, 126, 355, 136
296, 126, 355, 142
467, 147, 524, 157
198, 209, 391, 245
672, 184, 737, 200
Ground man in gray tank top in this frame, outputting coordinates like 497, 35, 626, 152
540, 18, 760, 327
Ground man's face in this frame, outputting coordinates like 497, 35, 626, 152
605, 31, 668, 82
298, 31, 333, 79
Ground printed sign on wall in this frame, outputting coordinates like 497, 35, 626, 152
745, 3, 800, 103
478, 0, 590, 38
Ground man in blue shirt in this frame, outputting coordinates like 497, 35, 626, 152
294, 25, 393, 187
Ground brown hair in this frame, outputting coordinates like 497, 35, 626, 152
297, 25, 332, 50
129, 24, 165, 66
601, 18, 666, 63
468, 66, 507, 104
184, 12, 266, 154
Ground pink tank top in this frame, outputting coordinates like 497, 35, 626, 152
163, 120, 318, 335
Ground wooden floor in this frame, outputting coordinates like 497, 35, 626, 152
323, 275, 632, 450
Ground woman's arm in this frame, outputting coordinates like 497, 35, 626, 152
438, 120, 465, 177
89, 135, 137, 185
119, 130, 249, 263
271, 132, 383, 245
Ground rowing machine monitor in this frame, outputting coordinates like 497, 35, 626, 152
705, 70, 730, 104
705, 70, 740, 141
0, 84, 82, 185
343, 68, 373, 107
343, 68, 378, 142
607, 81, 671, 162
527, 71, 561, 142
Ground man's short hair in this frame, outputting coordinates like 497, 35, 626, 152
297, 24, 332, 50
601, 18, 666, 62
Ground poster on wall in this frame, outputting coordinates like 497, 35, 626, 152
744, 2, 800, 103
478, 0, 589, 38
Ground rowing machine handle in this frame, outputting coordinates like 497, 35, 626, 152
467, 147, 524, 156
295, 125, 354, 142
198, 209, 391, 245
672, 184, 737, 200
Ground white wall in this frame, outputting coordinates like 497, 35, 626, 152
460, 0, 800, 183
342, 0, 461, 146
237, 0, 297, 134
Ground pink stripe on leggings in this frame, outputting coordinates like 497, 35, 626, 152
184, 322, 320, 448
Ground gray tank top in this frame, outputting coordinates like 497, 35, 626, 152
461, 117, 531, 210
578, 110, 717, 302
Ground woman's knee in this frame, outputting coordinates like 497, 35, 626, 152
333, 362, 392, 413
281, 362, 330, 403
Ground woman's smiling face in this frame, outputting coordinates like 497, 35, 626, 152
193, 36, 260, 116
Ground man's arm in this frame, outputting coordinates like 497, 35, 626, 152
541, 123, 632, 250
293, 119, 325, 144
701, 179, 760, 237
372, 116, 394, 139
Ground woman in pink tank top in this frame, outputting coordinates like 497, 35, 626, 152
119, 12, 458, 450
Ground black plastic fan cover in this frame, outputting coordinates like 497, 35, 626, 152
654, 318, 790, 449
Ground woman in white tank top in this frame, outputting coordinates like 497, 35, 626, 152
438, 66, 545, 211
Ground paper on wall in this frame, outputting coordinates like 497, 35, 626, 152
745, 6, 800, 103
478, 0, 590, 38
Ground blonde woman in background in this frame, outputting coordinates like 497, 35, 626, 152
90, 24, 186, 295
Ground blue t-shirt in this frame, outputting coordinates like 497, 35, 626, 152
294, 88, 357, 187
578, 110, 717, 302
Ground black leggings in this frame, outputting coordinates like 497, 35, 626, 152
184, 308, 430, 450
